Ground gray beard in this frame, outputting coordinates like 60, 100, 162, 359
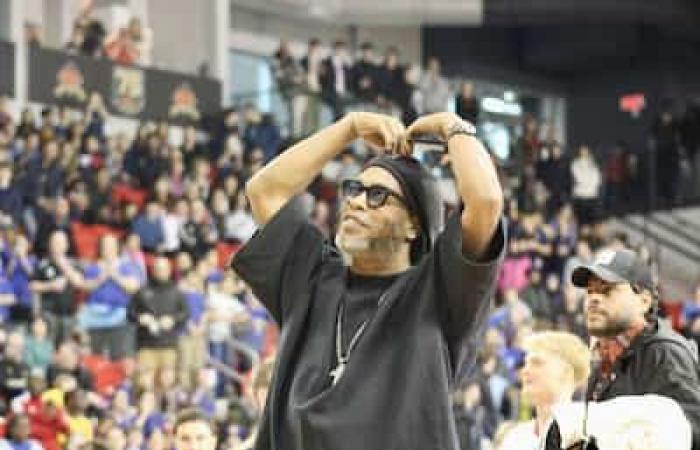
335, 234, 405, 266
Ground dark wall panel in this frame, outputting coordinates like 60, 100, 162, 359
0, 41, 14, 97
28, 46, 221, 123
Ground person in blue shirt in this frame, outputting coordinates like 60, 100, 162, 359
0, 261, 16, 325
177, 263, 207, 389
73, 234, 144, 360
6, 235, 36, 324
131, 202, 165, 253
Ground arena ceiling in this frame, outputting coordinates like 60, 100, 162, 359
228, 0, 700, 26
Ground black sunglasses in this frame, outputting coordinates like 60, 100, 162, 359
340, 179, 407, 209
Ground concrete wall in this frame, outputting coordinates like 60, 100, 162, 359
148, 0, 228, 75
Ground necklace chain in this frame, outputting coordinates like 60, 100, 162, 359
330, 291, 388, 385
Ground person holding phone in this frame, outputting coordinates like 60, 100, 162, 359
230, 111, 505, 450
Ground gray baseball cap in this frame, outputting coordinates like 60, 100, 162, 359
571, 248, 655, 291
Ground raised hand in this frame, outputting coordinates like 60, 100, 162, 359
406, 112, 461, 141
345, 112, 410, 156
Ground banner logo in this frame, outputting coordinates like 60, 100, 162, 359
54, 61, 86, 103
112, 66, 145, 115
169, 83, 200, 121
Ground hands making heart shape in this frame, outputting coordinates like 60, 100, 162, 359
345, 111, 464, 155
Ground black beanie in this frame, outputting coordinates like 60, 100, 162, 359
365, 155, 444, 263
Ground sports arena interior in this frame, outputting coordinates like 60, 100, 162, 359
0, 0, 699, 449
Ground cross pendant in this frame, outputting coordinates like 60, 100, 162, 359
330, 362, 346, 385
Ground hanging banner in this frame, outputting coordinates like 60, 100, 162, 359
0, 41, 14, 97
28, 46, 221, 123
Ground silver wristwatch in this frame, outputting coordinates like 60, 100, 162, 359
445, 120, 477, 141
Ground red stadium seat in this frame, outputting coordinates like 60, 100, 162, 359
111, 183, 149, 210
70, 222, 125, 261
82, 354, 128, 396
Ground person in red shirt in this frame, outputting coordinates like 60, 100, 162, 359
14, 371, 69, 450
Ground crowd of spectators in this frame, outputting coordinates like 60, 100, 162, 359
0, 93, 280, 450
271, 38, 478, 137
270, 40, 700, 449
0, 32, 698, 450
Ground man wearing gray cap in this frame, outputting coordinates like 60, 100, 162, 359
570, 248, 700, 449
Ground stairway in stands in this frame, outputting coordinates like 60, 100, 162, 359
610, 206, 700, 301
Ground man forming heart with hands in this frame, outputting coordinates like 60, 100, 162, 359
230, 111, 505, 450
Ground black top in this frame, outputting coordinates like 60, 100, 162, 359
0, 358, 29, 402
586, 318, 700, 449
128, 281, 189, 349
33, 258, 75, 315
341, 272, 398, 353
231, 198, 505, 450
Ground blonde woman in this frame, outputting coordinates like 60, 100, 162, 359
498, 331, 590, 450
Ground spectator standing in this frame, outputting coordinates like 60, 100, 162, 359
128, 257, 189, 388
455, 81, 480, 124
570, 145, 602, 226
320, 40, 353, 121
376, 47, 405, 111
352, 42, 379, 104
177, 264, 207, 388
396, 65, 422, 126
272, 41, 305, 138
75, 235, 143, 360
205, 270, 250, 396
300, 38, 323, 136
419, 57, 450, 113
29, 231, 77, 344
535, 142, 570, 215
